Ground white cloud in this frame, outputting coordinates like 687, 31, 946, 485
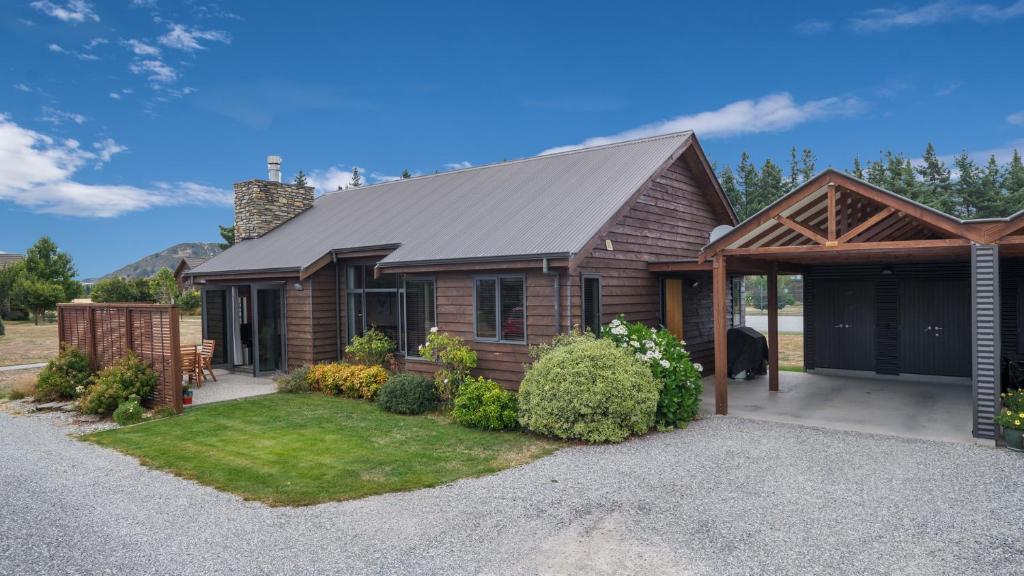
936, 81, 962, 96
0, 115, 231, 217
1008, 111, 1024, 125
108, 88, 133, 100
84, 37, 108, 49
444, 161, 473, 170
541, 92, 865, 154
795, 19, 832, 34
307, 166, 364, 191
130, 0, 157, 7
158, 23, 230, 51
48, 43, 100, 61
130, 59, 177, 83
851, 0, 1024, 33
93, 138, 127, 165
40, 106, 87, 125
30, 0, 99, 23
13, 83, 33, 92
123, 39, 161, 56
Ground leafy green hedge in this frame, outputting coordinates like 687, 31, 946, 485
452, 377, 518, 431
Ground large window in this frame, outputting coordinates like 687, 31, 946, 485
474, 275, 525, 343
346, 263, 435, 357
582, 275, 601, 335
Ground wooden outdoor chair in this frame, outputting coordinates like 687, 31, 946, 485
200, 339, 217, 382
180, 346, 202, 388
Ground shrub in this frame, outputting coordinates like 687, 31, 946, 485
418, 330, 478, 402
113, 396, 144, 426
277, 366, 311, 393
997, 388, 1024, 430
152, 406, 178, 419
79, 353, 158, 415
377, 373, 439, 414
7, 389, 26, 401
306, 363, 389, 400
177, 289, 201, 314
35, 346, 93, 402
452, 377, 518, 431
602, 315, 704, 429
518, 337, 658, 443
528, 329, 596, 361
345, 328, 395, 368
90, 276, 154, 303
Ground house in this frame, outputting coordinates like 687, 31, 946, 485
174, 257, 208, 291
698, 169, 1024, 440
0, 253, 23, 269
186, 133, 743, 386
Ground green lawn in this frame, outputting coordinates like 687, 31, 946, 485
84, 394, 561, 506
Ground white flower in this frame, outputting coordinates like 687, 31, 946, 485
429, 326, 438, 333
694, 362, 703, 373
611, 325, 627, 336
75, 385, 85, 395
660, 359, 670, 368
630, 340, 640, 348
611, 318, 621, 326
644, 340, 655, 349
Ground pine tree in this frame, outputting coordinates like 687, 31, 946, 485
756, 159, 786, 212
851, 156, 865, 179
218, 225, 235, 250
787, 146, 800, 191
952, 152, 980, 218
1004, 150, 1024, 214
719, 166, 743, 215
401, 169, 412, 179
737, 152, 759, 220
351, 167, 362, 187
294, 170, 309, 187
915, 143, 953, 214
799, 148, 816, 182
978, 155, 1003, 218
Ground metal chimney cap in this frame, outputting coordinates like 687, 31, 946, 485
267, 155, 282, 165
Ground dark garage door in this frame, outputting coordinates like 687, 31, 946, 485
814, 279, 876, 371
899, 279, 970, 377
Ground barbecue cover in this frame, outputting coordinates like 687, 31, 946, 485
727, 326, 768, 378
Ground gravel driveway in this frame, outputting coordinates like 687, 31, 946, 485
2, 411, 1022, 576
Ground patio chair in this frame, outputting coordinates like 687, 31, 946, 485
180, 346, 202, 388
200, 339, 217, 382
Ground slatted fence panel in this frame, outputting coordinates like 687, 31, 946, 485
57, 303, 182, 413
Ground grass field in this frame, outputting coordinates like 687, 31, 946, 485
0, 316, 202, 368
85, 394, 562, 506
745, 304, 804, 317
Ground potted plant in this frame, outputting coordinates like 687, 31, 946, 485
182, 382, 193, 406
997, 388, 1024, 452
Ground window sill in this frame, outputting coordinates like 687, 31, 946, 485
473, 339, 528, 346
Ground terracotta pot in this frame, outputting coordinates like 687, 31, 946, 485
1004, 428, 1024, 452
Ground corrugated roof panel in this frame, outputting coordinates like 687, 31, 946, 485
192, 131, 692, 275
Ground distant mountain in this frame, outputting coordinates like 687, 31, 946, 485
90, 242, 222, 281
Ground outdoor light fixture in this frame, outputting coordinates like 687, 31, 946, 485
690, 279, 701, 288
293, 282, 304, 291
881, 266, 894, 276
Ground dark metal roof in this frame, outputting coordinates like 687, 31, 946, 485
192, 131, 695, 276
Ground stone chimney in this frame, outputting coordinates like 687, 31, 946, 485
234, 155, 314, 241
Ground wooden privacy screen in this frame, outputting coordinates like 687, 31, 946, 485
57, 303, 183, 413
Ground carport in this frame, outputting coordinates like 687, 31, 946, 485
700, 169, 1021, 441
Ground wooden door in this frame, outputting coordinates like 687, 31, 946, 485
814, 279, 875, 371
899, 279, 970, 377
664, 279, 684, 341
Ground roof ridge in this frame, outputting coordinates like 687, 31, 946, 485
318, 130, 693, 198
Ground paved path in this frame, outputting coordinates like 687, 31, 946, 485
745, 314, 803, 333
0, 362, 46, 372
1, 410, 1022, 575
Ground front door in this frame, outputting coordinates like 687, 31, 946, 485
663, 278, 684, 341
253, 285, 285, 373
202, 288, 229, 365
814, 279, 876, 371
899, 279, 970, 377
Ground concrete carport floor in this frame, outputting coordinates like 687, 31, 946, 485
701, 370, 975, 444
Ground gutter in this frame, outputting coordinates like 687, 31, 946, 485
375, 252, 573, 270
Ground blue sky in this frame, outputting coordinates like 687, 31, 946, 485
1, 0, 1022, 278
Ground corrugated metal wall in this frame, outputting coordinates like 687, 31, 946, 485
972, 245, 1000, 440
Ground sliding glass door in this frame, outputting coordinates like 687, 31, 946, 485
253, 285, 285, 374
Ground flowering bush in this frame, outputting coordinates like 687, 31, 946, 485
452, 377, 518, 431
112, 396, 144, 426
345, 328, 395, 368
996, 388, 1024, 430
306, 363, 389, 400
602, 315, 703, 429
417, 329, 478, 402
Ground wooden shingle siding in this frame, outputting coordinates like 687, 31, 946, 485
285, 277, 312, 370
574, 153, 727, 372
